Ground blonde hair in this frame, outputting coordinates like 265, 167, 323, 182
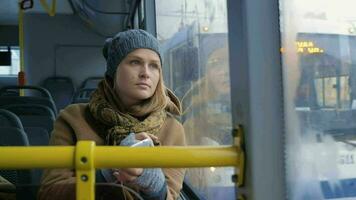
181, 75, 220, 116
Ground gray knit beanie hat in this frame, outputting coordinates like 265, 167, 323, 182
103, 29, 162, 79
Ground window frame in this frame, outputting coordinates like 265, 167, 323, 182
227, 0, 285, 199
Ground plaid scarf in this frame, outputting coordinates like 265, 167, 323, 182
88, 80, 173, 145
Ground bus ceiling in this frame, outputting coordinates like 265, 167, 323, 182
0, 0, 140, 37
69, 0, 137, 37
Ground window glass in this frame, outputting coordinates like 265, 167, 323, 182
315, 78, 324, 106
340, 76, 350, 108
324, 77, 337, 107
156, 0, 235, 199
280, 0, 356, 199
0, 46, 20, 76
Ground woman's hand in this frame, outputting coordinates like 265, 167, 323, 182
113, 132, 158, 183
112, 168, 143, 182
135, 132, 160, 145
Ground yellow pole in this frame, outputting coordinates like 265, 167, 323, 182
0, 142, 241, 200
0, 145, 239, 169
95, 146, 240, 168
75, 141, 95, 200
0, 146, 74, 169
39, 0, 56, 17
18, 1, 25, 96
18, 5, 24, 73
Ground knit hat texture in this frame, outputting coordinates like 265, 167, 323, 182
103, 29, 162, 78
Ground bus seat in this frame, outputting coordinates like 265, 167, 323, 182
3, 104, 53, 146
0, 109, 24, 128
0, 85, 52, 98
0, 85, 58, 116
0, 107, 29, 145
0, 90, 19, 97
72, 88, 96, 103
42, 76, 75, 112
0, 126, 30, 182
0, 126, 29, 146
0, 96, 57, 116
23, 127, 49, 146
81, 76, 103, 89
3, 104, 55, 134
0, 109, 32, 199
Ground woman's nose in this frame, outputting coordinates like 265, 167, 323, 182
139, 64, 150, 78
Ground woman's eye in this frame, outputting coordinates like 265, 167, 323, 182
150, 63, 159, 69
130, 60, 140, 65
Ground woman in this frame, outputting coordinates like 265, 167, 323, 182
182, 45, 231, 145
38, 29, 186, 200
182, 44, 233, 198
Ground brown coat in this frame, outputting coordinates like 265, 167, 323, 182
38, 103, 186, 200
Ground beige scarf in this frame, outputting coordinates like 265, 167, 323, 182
88, 79, 181, 145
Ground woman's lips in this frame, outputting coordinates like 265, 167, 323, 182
136, 83, 150, 88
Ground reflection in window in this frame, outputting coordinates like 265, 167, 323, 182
314, 76, 346, 108
315, 78, 324, 107
156, 0, 234, 199
324, 77, 337, 107
340, 76, 351, 108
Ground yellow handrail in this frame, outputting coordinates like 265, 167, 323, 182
18, 1, 25, 95
0, 141, 242, 200
0, 146, 74, 169
18, 4, 24, 74
0, 145, 239, 169
39, 0, 56, 17
95, 145, 239, 168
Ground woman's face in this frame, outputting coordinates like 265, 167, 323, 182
114, 48, 161, 107
206, 47, 230, 94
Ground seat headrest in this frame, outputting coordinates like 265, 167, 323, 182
0, 109, 23, 129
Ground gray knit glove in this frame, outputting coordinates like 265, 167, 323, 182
119, 133, 166, 195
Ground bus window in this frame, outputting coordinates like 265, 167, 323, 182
315, 76, 338, 108
281, 0, 356, 199
156, 0, 235, 199
0, 46, 19, 76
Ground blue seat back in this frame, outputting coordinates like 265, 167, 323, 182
0, 85, 57, 116
0, 109, 30, 188
72, 88, 96, 103
42, 76, 75, 111
3, 104, 55, 134
81, 77, 103, 89
24, 127, 49, 146
0, 109, 23, 128
0, 96, 57, 116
